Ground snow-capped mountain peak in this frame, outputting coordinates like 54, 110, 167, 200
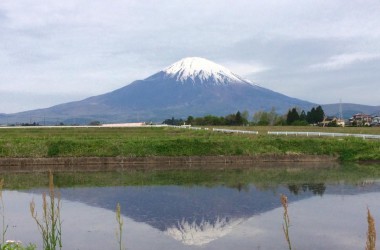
161, 57, 249, 85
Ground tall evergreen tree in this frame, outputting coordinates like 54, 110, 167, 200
307, 107, 316, 124
300, 110, 307, 121
315, 106, 325, 123
286, 110, 292, 125
286, 108, 300, 125
235, 111, 243, 125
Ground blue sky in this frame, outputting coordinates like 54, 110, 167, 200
1, 0, 379, 113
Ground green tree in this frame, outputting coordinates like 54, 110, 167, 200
204, 115, 223, 125
253, 111, 270, 126
286, 108, 300, 125
274, 115, 286, 125
315, 106, 325, 123
89, 121, 101, 126
235, 111, 243, 125
162, 117, 184, 125
306, 107, 315, 124
253, 109, 284, 126
225, 114, 236, 125
241, 110, 250, 122
268, 107, 278, 125
186, 116, 194, 125
300, 110, 307, 121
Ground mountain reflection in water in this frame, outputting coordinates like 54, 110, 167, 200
27, 181, 380, 246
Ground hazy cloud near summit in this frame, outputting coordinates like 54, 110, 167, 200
309, 53, 380, 71
1, 0, 380, 113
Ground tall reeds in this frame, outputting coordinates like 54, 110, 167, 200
281, 194, 292, 250
30, 171, 62, 250
116, 203, 124, 250
366, 207, 376, 250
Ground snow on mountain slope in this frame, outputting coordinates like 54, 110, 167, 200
161, 57, 250, 85
165, 217, 245, 246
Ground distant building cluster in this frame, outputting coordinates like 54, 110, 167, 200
349, 113, 380, 127
320, 113, 380, 127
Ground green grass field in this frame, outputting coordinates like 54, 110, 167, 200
0, 126, 379, 161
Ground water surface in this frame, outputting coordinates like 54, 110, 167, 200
1, 164, 380, 249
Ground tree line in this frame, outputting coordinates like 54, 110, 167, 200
163, 106, 325, 126
286, 106, 324, 125
251, 106, 325, 126
163, 111, 249, 126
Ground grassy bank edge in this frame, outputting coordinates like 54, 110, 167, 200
1, 162, 380, 190
1, 127, 380, 161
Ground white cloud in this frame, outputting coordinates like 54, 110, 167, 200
1, 0, 380, 112
309, 53, 380, 71
222, 61, 270, 78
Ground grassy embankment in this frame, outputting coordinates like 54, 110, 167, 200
0, 126, 379, 161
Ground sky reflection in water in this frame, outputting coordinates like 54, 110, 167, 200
2, 179, 380, 249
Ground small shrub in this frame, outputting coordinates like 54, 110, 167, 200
47, 144, 60, 157
291, 120, 309, 126
1, 241, 36, 250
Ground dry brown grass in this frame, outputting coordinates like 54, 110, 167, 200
366, 207, 376, 250
281, 194, 292, 250
30, 170, 62, 250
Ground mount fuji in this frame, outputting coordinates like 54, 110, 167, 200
1, 57, 316, 124
160, 56, 251, 85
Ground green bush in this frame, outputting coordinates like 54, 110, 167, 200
1, 241, 36, 250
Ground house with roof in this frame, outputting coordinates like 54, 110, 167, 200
371, 116, 380, 126
349, 113, 372, 126
320, 116, 345, 127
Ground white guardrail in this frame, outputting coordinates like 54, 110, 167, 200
268, 131, 380, 140
212, 128, 258, 135
167, 125, 258, 134
167, 126, 380, 139
167, 125, 202, 130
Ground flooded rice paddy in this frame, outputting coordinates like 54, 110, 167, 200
1, 163, 380, 250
